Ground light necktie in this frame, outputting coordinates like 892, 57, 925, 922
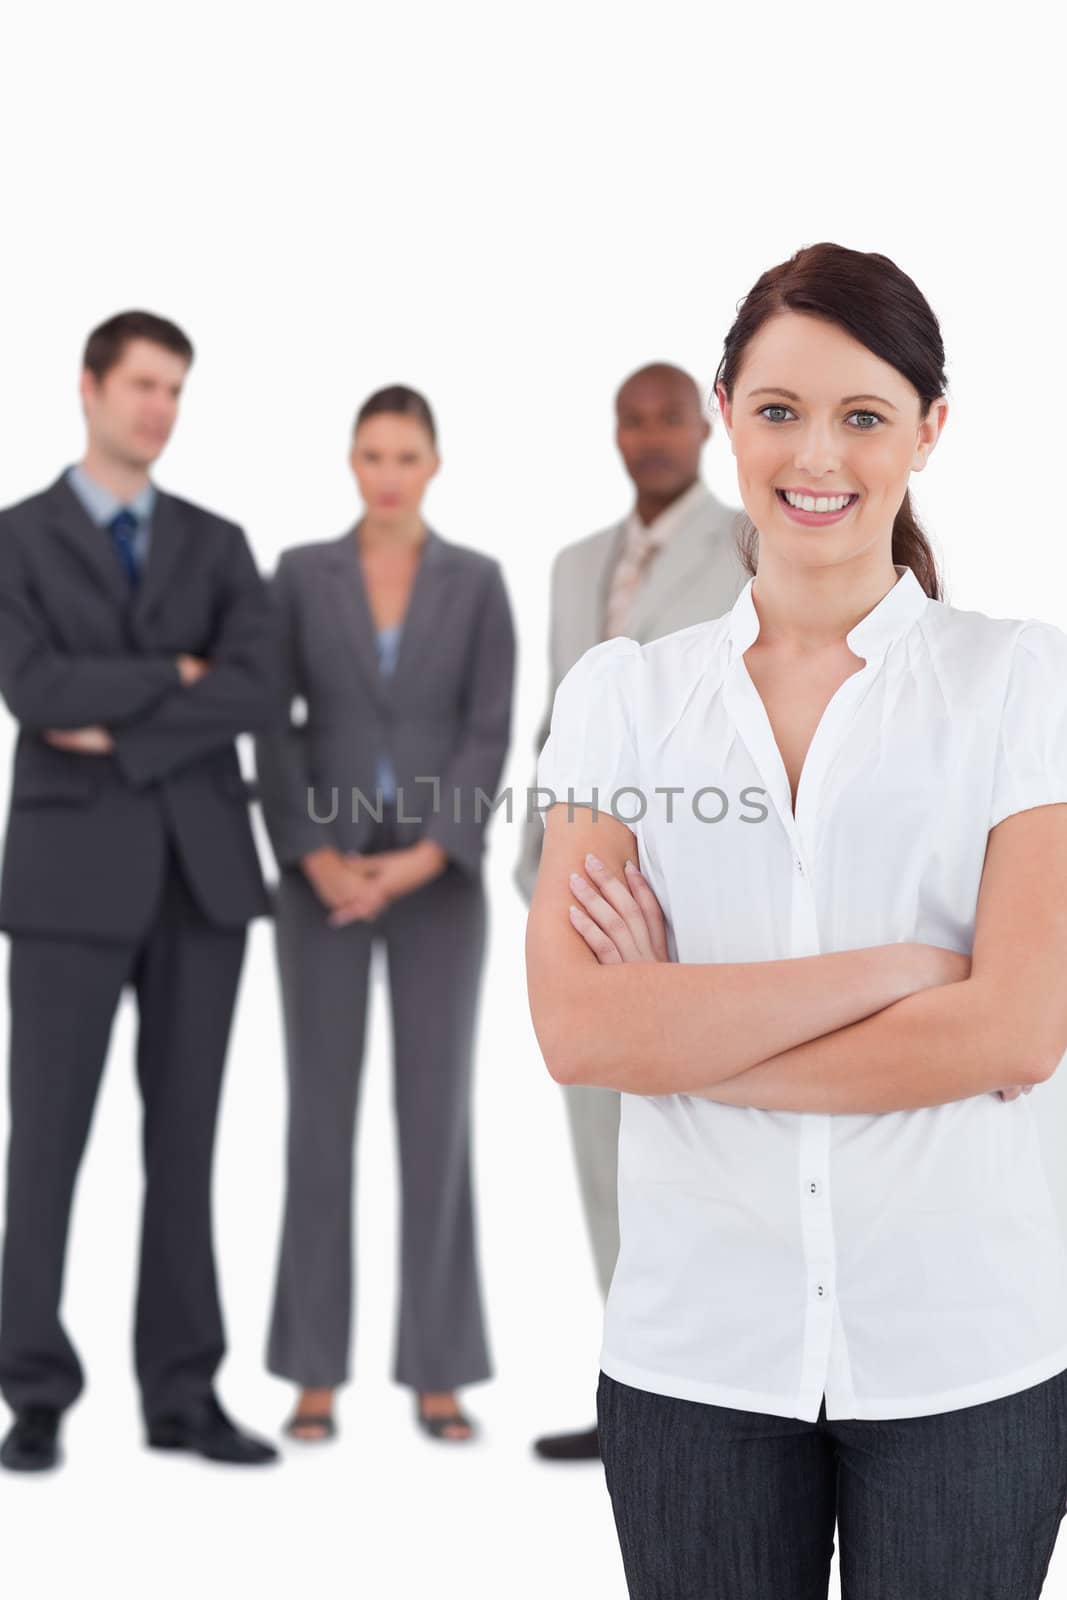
602, 517, 668, 640
107, 507, 141, 588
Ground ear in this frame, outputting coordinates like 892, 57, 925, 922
699, 415, 712, 444
911, 396, 948, 472
78, 369, 96, 412
715, 384, 735, 450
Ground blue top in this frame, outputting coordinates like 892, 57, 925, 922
375, 624, 403, 801
66, 464, 156, 571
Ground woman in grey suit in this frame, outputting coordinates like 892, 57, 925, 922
255, 386, 515, 1442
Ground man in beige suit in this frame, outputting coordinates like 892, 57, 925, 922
516, 362, 747, 1461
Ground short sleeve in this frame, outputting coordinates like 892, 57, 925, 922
536, 636, 643, 826
989, 621, 1067, 829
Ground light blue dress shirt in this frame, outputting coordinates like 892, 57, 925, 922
66, 463, 156, 572
375, 623, 403, 801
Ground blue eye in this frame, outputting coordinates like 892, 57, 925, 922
758, 404, 795, 423
847, 411, 884, 430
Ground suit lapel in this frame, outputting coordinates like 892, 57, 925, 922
133, 491, 187, 623
44, 474, 131, 607
626, 497, 719, 641
329, 530, 388, 706
389, 531, 455, 697
328, 526, 455, 709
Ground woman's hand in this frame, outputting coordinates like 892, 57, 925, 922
564, 861, 1034, 1103
301, 847, 367, 910
328, 840, 448, 926
567, 852, 669, 964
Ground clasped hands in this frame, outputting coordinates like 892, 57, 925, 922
302, 840, 447, 926
566, 851, 1031, 1104
41, 654, 210, 755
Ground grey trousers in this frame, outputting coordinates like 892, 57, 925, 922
0, 848, 245, 1421
266, 808, 492, 1392
564, 1082, 621, 1299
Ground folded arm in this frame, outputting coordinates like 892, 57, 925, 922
0, 530, 181, 729
695, 802, 1067, 1112
110, 525, 277, 786
525, 804, 960, 1094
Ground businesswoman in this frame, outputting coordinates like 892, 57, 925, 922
527, 244, 1067, 1596
257, 385, 515, 1443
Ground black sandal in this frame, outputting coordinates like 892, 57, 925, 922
415, 1397, 477, 1442
283, 1411, 337, 1442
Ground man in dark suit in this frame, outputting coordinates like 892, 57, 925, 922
0, 311, 278, 1470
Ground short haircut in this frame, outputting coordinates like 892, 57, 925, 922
83, 311, 195, 381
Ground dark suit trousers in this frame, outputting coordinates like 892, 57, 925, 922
0, 845, 247, 1420
266, 802, 492, 1392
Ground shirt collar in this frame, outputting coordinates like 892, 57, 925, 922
622, 479, 711, 551
66, 463, 157, 528
727, 563, 929, 663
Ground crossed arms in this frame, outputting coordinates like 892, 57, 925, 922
524, 801, 1067, 1114
0, 524, 276, 784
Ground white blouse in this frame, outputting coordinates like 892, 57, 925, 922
537, 563, 1067, 1421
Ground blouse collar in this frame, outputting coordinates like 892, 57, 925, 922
727, 563, 930, 664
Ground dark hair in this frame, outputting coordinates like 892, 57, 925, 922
354, 384, 437, 446
83, 310, 194, 381
715, 242, 945, 601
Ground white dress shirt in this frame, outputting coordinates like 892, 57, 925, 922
537, 563, 1067, 1421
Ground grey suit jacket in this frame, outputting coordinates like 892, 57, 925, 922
514, 484, 749, 902
0, 473, 275, 939
255, 527, 516, 880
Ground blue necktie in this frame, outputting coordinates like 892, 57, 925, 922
107, 508, 141, 588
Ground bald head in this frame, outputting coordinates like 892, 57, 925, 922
614, 363, 711, 515
615, 362, 704, 415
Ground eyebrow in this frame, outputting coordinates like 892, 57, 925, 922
746, 386, 898, 412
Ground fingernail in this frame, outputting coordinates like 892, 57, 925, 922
585, 852, 603, 869
569, 871, 584, 888
624, 859, 636, 873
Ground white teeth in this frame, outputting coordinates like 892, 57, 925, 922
782, 490, 854, 513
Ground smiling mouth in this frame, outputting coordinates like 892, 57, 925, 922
774, 488, 861, 527
777, 486, 857, 512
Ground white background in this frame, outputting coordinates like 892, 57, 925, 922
1, 2, 1065, 1595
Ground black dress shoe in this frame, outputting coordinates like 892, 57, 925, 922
147, 1395, 278, 1465
533, 1423, 601, 1462
1, 1407, 62, 1472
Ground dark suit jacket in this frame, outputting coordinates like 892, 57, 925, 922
255, 528, 516, 880
0, 473, 276, 939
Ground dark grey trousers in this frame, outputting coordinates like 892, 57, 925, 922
266, 805, 492, 1392
598, 1368, 1067, 1599
0, 849, 246, 1422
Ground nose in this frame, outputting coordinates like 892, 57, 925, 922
792, 419, 842, 479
